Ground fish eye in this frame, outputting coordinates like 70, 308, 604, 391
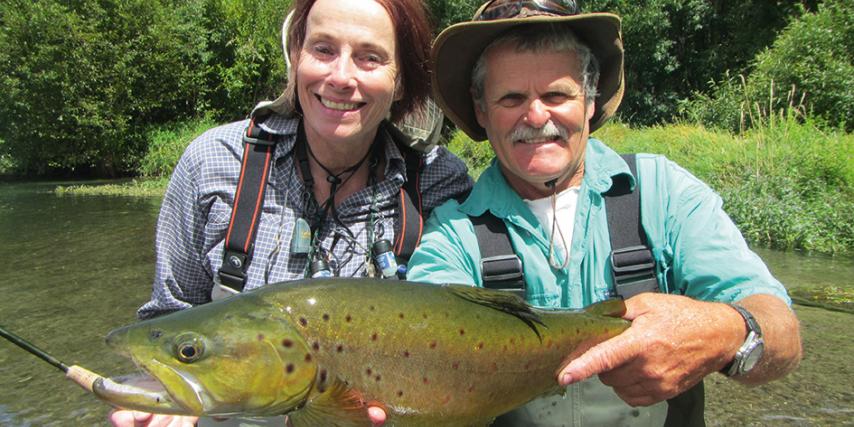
173, 334, 205, 363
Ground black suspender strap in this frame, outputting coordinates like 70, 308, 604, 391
218, 118, 279, 292
471, 212, 525, 299
603, 154, 659, 299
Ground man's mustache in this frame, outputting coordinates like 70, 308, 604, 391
509, 120, 570, 142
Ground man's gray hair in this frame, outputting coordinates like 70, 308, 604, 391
471, 23, 600, 111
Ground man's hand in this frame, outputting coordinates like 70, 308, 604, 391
557, 293, 746, 406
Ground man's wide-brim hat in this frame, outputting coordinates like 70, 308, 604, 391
432, 0, 624, 141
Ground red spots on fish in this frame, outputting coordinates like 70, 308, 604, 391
422, 313, 428, 319
375, 374, 382, 382
403, 350, 410, 358
467, 385, 475, 393
476, 342, 484, 350
452, 362, 459, 370
336, 345, 344, 353
442, 395, 451, 405
282, 339, 293, 348
257, 334, 265, 341
429, 341, 437, 349
312, 342, 320, 351
459, 328, 465, 336
398, 313, 405, 319
397, 390, 404, 397
345, 314, 352, 322
366, 368, 372, 376
369, 305, 376, 311
299, 317, 308, 327
422, 377, 429, 384
322, 314, 330, 321
305, 353, 312, 362
371, 333, 378, 341
320, 369, 328, 384
285, 363, 295, 374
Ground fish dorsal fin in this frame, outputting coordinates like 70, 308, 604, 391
584, 298, 627, 318
288, 379, 371, 427
445, 284, 545, 339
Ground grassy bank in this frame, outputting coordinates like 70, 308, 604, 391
449, 118, 854, 255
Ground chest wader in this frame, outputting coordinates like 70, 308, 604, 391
475, 154, 705, 427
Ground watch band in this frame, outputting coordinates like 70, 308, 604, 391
721, 303, 763, 376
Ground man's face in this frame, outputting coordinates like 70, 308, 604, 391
474, 43, 594, 199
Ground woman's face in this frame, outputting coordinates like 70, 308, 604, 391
295, 0, 400, 148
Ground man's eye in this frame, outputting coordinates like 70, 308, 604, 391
497, 95, 525, 108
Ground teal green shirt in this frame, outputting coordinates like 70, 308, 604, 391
408, 137, 790, 308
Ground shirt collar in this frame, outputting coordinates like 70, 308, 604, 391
257, 114, 407, 179
460, 137, 636, 218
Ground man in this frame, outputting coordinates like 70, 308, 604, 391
405, 0, 803, 425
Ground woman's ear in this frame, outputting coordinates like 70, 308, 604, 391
394, 75, 403, 101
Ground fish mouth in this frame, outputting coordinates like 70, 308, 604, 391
93, 359, 209, 416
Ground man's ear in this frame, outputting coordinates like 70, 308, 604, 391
472, 88, 487, 128
586, 100, 596, 121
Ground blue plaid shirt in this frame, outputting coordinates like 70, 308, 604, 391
139, 114, 472, 319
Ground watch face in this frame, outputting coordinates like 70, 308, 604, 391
742, 341, 765, 372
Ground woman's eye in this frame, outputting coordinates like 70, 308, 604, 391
312, 45, 334, 57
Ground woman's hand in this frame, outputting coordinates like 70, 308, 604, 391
108, 410, 197, 427
108, 407, 386, 426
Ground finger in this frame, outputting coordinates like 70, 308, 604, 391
558, 330, 640, 386
368, 406, 387, 426
132, 411, 153, 427
108, 410, 137, 427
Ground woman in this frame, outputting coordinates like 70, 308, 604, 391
109, 0, 471, 425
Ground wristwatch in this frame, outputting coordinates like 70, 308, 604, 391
722, 303, 764, 377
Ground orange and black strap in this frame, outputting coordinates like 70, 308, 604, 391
218, 118, 279, 292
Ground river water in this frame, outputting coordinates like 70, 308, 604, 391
0, 181, 851, 426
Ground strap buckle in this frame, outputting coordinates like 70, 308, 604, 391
481, 254, 525, 298
218, 250, 248, 292
243, 127, 277, 146
610, 245, 658, 298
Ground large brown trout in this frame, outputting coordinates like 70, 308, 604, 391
95, 278, 629, 426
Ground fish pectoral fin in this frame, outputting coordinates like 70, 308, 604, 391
288, 379, 371, 427
584, 298, 627, 318
446, 284, 546, 338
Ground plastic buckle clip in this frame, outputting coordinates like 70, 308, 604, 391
610, 245, 658, 298
243, 128, 277, 147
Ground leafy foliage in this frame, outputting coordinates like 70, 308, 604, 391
681, 0, 854, 132
0, 0, 289, 176
583, 0, 815, 126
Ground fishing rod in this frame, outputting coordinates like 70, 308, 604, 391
0, 323, 105, 393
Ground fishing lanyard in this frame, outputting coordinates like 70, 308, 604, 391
294, 124, 382, 277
